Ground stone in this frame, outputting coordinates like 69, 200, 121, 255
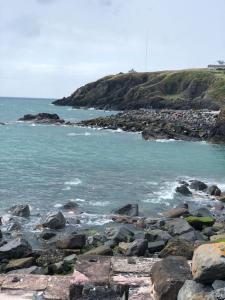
42, 211, 66, 229
208, 185, 222, 196
144, 229, 171, 243
40, 229, 56, 240
190, 180, 208, 191
5, 257, 34, 272
7, 221, 22, 232
159, 238, 194, 259
202, 227, 216, 237
151, 256, 192, 300
126, 239, 148, 256
212, 280, 225, 290
83, 245, 113, 256
162, 207, 189, 218
0, 238, 32, 260
19, 113, 65, 124
210, 233, 225, 242
113, 204, 139, 217
148, 240, 165, 253
192, 207, 212, 218
219, 193, 225, 202
9, 204, 30, 218
179, 230, 198, 242
63, 200, 78, 211
176, 185, 192, 196
177, 280, 212, 300
211, 288, 225, 299
56, 234, 86, 249
192, 242, 225, 283
185, 216, 215, 230
118, 242, 130, 254
106, 226, 134, 244
7, 265, 43, 274
164, 218, 193, 236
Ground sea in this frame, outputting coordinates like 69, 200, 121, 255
1, 97, 225, 231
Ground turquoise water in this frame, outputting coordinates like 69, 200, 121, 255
1, 97, 225, 227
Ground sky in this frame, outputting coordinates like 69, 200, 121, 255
0, 0, 225, 98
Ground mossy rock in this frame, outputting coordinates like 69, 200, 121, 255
185, 216, 215, 230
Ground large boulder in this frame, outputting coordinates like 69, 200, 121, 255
208, 185, 222, 196
9, 204, 30, 218
189, 180, 208, 191
63, 200, 78, 211
83, 245, 113, 256
42, 211, 66, 229
176, 185, 192, 196
162, 207, 189, 218
164, 218, 194, 236
0, 238, 32, 260
126, 239, 148, 256
192, 207, 212, 218
185, 216, 214, 230
145, 229, 172, 243
5, 257, 34, 272
113, 204, 139, 217
148, 240, 165, 253
105, 226, 134, 244
151, 256, 192, 300
56, 234, 86, 249
177, 280, 212, 300
159, 238, 194, 259
19, 113, 65, 124
192, 242, 225, 283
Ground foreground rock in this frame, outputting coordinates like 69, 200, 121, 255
42, 211, 66, 229
178, 280, 212, 300
151, 256, 191, 300
0, 238, 32, 260
192, 242, 225, 283
19, 113, 65, 124
9, 204, 30, 218
113, 204, 139, 217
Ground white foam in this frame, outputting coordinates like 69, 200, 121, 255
89, 201, 110, 207
64, 178, 82, 186
54, 203, 63, 208
67, 132, 91, 136
62, 186, 71, 191
75, 198, 86, 203
79, 213, 112, 226
156, 139, 176, 143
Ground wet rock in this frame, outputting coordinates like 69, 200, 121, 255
56, 234, 86, 249
218, 193, 225, 202
192, 207, 212, 218
212, 280, 225, 290
63, 200, 78, 211
19, 113, 65, 124
148, 240, 165, 253
106, 226, 134, 244
7, 221, 22, 232
0, 229, 2, 240
162, 206, 189, 218
211, 287, 225, 299
164, 218, 194, 236
208, 185, 222, 196
83, 245, 113, 256
42, 211, 66, 229
5, 257, 34, 272
159, 238, 194, 259
189, 180, 208, 191
151, 256, 192, 300
40, 229, 57, 240
0, 238, 32, 260
176, 185, 192, 196
145, 229, 171, 243
9, 204, 30, 218
192, 242, 225, 283
178, 280, 212, 300
202, 227, 216, 237
126, 239, 148, 256
185, 216, 214, 230
113, 203, 139, 217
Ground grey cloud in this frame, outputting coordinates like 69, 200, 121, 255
6, 16, 40, 38
99, 0, 112, 6
37, 0, 58, 4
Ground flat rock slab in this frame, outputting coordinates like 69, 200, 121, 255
1, 274, 49, 291
43, 276, 73, 300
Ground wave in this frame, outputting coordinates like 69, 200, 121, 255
64, 178, 82, 186
88, 200, 110, 207
79, 212, 112, 226
67, 132, 91, 136
156, 139, 177, 143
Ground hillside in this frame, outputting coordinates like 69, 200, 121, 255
53, 69, 225, 110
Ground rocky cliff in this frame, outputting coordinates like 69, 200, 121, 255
53, 69, 225, 110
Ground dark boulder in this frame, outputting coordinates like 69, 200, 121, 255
189, 180, 208, 191
145, 229, 172, 243
208, 185, 222, 196
113, 204, 139, 217
162, 206, 189, 218
63, 200, 78, 211
42, 211, 66, 229
0, 238, 32, 260
19, 113, 65, 124
56, 234, 86, 249
148, 240, 165, 253
40, 229, 57, 240
151, 256, 192, 300
105, 226, 134, 244
126, 239, 148, 256
159, 238, 194, 259
9, 204, 30, 218
176, 185, 192, 196
164, 218, 194, 236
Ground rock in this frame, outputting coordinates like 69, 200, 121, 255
118, 242, 130, 254
148, 240, 165, 253
9, 204, 30, 218
0, 229, 2, 240
5, 257, 34, 271
189, 180, 208, 191
159, 238, 194, 259
162, 207, 189, 218
164, 218, 194, 236
192, 242, 225, 283
106, 226, 134, 244
36, 249, 64, 267
202, 227, 216, 237
210, 233, 225, 242
208, 185, 222, 196
19, 113, 65, 124
7, 265, 43, 274
63, 254, 77, 264
63, 200, 78, 211
177, 280, 212, 300
176, 185, 192, 196
7, 221, 22, 232
185, 216, 215, 230
56, 234, 86, 249
40, 229, 57, 240
151, 256, 192, 300
113, 204, 139, 217
179, 230, 198, 243
83, 245, 113, 256
0, 238, 32, 260
42, 211, 66, 229
192, 207, 212, 218
212, 280, 225, 290
211, 287, 225, 299
126, 239, 148, 256
218, 193, 225, 202
144, 229, 172, 243
86, 233, 107, 247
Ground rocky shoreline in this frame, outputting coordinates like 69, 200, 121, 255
1, 179, 225, 298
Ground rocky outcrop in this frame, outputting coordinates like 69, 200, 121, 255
42, 211, 66, 229
0, 238, 32, 260
19, 113, 65, 124
53, 69, 225, 111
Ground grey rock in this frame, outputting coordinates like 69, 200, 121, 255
148, 240, 165, 253
7, 266, 43, 275
126, 239, 148, 256
190, 180, 208, 191
40, 229, 56, 240
7, 221, 22, 232
56, 234, 86, 249
0, 238, 32, 260
164, 218, 193, 236
113, 203, 139, 217
159, 238, 194, 259
208, 185, 222, 196
42, 211, 66, 229
212, 280, 225, 290
193, 207, 212, 218
145, 229, 172, 242
178, 280, 212, 300
9, 204, 30, 218
106, 226, 134, 244
176, 185, 192, 196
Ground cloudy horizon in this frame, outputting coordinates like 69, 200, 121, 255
0, 0, 225, 99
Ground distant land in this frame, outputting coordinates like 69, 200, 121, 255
53, 68, 225, 111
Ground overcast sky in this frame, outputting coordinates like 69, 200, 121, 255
0, 0, 225, 98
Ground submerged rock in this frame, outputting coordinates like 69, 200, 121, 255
42, 211, 66, 229
151, 256, 192, 300
113, 203, 139, 217
0, 238, 32, 260
9, 204, 30, 218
